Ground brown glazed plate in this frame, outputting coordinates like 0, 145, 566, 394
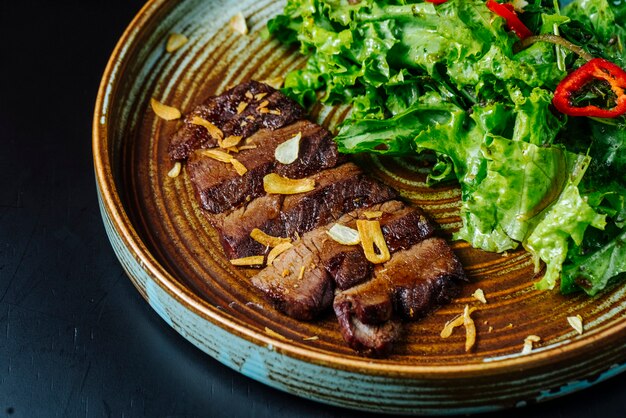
93, 0, 626, 414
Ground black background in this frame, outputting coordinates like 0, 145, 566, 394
1, 1, 625, 417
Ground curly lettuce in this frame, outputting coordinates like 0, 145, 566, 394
268, 0, 626, 294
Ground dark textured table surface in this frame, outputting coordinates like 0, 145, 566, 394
1, 1, 626, 417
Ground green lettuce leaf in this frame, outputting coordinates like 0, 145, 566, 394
457, 141, 584, 254
561, 229, 626, 296
559, 122, 626, 294
525, 180, 607, 290
269, 0, 626, 295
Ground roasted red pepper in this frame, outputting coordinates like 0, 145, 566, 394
486, 0, 533, 40
553, 58, 626, 118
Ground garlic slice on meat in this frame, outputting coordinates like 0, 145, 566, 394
263, 173, 315, 195
266, 242, 293, 266
230, 158, 248, 176
327, 224, 360, 246
250, 228, 291, 247
190, 116, 224, 140
275, 132, 301, 164
229, 256, 264, 266
221, 135, 243, 149
198, 149, 233, 163
198, 149, 247, 176
236, 101, 248, 114
356, 220, 390, 264
363, 211, 383, 220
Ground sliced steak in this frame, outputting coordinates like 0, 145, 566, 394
281, 163, 396, 237
220, 89, 306, 140
169, 80, 304, 160
383, 238, 465, 320
274, 125, 347, 179
320, 242, 372, 291
170, 80, 468, 357
249, 200, 436, 322
334, 301, 402, 358
333, 237, 466, 355
321, 200, 436, 290
211, 194, 283, 259
215, 163, 396, 259
251, 228, 333, 321
380, 205, 436, 253
186, 120, 343, 213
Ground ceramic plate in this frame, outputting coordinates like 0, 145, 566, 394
93, 0, 626, 414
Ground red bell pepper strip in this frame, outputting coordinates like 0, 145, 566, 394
553, 58, 626, 118
486, 0, 533, 40
425, 0, 449, 4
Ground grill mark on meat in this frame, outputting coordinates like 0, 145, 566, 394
213, 163, 396, 259
382, 239, 466, 319
333, 237, 466, 355
220, 90, 305, 139
187, 120, 341, 213
169, 80, 304, 160
210, 194, 284, 259
281, 163, 396, 237
251, 227, 333, 321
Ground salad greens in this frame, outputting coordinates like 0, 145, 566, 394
267, 0, 626, 295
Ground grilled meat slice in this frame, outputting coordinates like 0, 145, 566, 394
251, 227, 333, 321
320, 242, 372, 291
220, 89, 305, 140
248, 200, 436, 321
274, 125, 347, 179
170, 81, 468, 357
212, 195, 283, 259
379, 205, 436, 254
382, 237, 465, 319
334, 300, 402, 357
187, 120, 341, 213
321, 200, 436, 290
335, 237, 465, 323
280, 163, 396, 237
333, 237, 466, 355
168, 80, 304, 160
214, 163, 396, 259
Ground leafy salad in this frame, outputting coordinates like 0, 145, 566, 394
267, 0, 626, 295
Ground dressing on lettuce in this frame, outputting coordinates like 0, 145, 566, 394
268, 0, 626, 295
